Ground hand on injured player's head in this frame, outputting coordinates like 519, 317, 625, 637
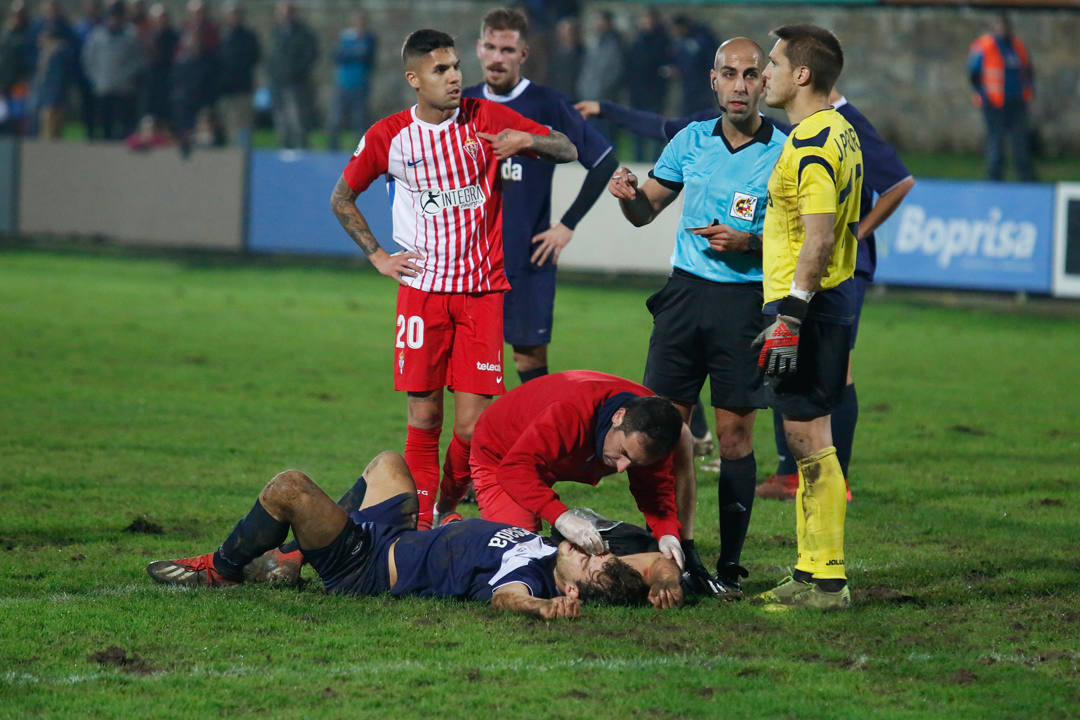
657, 534, 685, 570
554, 508, 606, 555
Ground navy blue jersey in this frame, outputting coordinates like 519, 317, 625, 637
463, 79, 614, 275
834, 99, 912, 280
389, 518, 560, 601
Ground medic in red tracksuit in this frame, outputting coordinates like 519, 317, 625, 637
439, 371, 692, 548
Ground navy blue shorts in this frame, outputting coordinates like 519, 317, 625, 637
762, 316, 851, 419
504, 267, 556, 347
303, 493, 415, 596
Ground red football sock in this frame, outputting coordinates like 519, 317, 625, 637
437, 433, 472, 513
404, 425, 441, 530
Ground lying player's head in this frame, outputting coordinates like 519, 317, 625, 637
553, 541, 649, 606
763, 24, 843, 107
477, 7, 529, 94
711, 37, 766, 124
402, 29, 462, 110
602, 396, 682, 472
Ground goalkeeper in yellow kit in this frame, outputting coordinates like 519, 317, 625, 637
754, 24, 863, 610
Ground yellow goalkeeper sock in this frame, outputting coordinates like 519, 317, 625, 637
793, 446, 847, 581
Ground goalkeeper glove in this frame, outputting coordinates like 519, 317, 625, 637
753, 295, 809, 375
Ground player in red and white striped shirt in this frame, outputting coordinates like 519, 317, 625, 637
330, 29, 577, 529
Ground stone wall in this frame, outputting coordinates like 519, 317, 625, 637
166, 0, 1079, 154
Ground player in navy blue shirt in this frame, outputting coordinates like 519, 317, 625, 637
147, 451, 684, 617
578, 88, 914, 500
463, 9, 618, 386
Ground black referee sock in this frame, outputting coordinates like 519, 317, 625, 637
279, 475, 368, 554
518, 365, 548, 384
717, 452, 756, 568
214, 500, 290, 580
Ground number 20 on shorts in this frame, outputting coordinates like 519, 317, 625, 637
396, 315, 424, 349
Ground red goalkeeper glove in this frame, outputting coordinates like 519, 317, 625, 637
753, 295, 809, 375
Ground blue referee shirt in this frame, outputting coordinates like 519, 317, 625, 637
651, 116, 786, 284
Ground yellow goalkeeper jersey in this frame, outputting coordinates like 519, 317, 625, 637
762, 107, 863, 304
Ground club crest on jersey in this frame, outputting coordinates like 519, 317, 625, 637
398, 349, 405, 374
729, 191, 758, 222
462, 136, 479, 159
419, 184, 485, 215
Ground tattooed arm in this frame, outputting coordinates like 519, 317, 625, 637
330, 174, 422, 285
475, 129, 578, 164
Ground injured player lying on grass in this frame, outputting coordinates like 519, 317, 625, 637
147, 452, 683, 618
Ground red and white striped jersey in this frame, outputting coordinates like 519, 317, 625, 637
343, 98, 550, 294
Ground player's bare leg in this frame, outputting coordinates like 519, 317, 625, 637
148, 469, 347, 588
513, 344, 548, 384
434, 391, 493, 523
358, 451, 420, 523
406, 389, 444, 529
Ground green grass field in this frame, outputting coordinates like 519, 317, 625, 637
1, 248, 1078, 719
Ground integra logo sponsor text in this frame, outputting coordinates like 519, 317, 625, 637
419, 184, 485, 215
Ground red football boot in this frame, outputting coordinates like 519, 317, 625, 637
146, 552, 241, 587
754, 473, 799, 501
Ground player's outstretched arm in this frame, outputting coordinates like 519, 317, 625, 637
330, 174, 422, 285
476, 129, 577, 164
491, 583, 581, 619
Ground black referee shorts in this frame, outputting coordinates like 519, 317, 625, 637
762, 316, 851, 419
643, 270, 765, 409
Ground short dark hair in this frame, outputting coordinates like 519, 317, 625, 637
576, 557, 649, 606
481, 7, 528, 39
401, 28, 455, 67
619, 395, 682, 459
773, 23, 843, 93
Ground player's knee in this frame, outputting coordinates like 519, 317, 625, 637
453, 424, 476, 443
363, 451, 411, 482
407, 403, 443, 430
262, 469, 314, 507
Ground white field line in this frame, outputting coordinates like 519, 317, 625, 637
2, 654, 736, 686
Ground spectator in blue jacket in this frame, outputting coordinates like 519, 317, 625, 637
327, 11, 374, 151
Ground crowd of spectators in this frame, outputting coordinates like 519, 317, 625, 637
0, 0, 708, 157
0, 0, 374, 151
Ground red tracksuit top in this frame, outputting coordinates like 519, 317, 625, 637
471, 370, 681, 540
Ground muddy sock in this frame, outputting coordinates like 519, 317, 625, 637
214, 500, 289, 579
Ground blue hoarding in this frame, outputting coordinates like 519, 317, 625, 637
248, 149, 397, 256
874, 179, 1054, 293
